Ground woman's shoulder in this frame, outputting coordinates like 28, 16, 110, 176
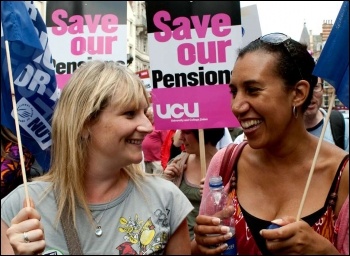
141, 176, 193, 207
12, 181, 52, 196
317, 141, 349, 215
319, 140, 348, 169
1, 181, 52, 208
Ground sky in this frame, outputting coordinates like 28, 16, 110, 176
240, 1, 344, 41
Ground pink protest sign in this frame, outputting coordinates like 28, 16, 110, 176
46, 1, 127, 89
146, 1, 243, 129
152, 85, 239, 130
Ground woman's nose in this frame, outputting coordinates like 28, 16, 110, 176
139, 114, 154, 133
231, 95, 249, 116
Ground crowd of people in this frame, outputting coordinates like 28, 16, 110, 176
1, 32, 348, 255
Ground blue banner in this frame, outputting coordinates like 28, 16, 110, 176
313, 1, 349, 108
1, 1, 59, 172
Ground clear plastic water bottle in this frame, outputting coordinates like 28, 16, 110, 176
203, 176, 237, 255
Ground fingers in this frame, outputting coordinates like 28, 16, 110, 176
22, 197, 35, 209
194, 215, 233, 255
270, 216, 296, 226
11, 230, 45, 255
21, 229, 45, 244
199, 178, 205, 196
163, 163, 181, 180
6, 206, 45, 255
195, 214, 221, 226
11, 206, 41, 225
260, 219, 302, 241
196, 242, 228, 255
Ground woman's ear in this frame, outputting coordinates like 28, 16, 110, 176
293, 80, 310, 107
81, 127, 90, 140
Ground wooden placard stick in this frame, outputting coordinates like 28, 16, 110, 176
5, 40, 31, 208
296, 88, 336, 221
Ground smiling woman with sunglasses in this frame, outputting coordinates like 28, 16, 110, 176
191, 33, 349, 255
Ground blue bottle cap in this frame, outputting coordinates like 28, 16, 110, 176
209, 176, 223, 188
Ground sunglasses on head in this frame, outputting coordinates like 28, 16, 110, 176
259, 33, 304, 80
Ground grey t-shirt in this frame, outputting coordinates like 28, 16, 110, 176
1, 176, 193, 255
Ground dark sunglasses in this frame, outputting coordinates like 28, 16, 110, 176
259, 33, 304, 80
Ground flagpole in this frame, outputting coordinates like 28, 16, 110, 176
5, 40, 31, 208
296, 88, 336, 221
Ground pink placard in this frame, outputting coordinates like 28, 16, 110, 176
152, 85, 240, 130
56, 74, 72, 89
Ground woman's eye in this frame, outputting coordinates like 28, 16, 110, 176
247, 87, 260, 94
229, 88, 237, 97
124, 111, 136, 118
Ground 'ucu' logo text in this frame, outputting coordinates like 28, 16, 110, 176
155, 103, 199, 119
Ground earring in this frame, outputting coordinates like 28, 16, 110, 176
293, 105, 298, 119
81, 132, 90, 140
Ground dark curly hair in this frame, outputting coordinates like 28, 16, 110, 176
237, 35, 317, 112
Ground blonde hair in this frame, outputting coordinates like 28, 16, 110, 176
36, 60, 149, 227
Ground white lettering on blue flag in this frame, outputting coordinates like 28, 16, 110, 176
11, 97, 51, 150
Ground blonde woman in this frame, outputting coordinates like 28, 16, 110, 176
1, 61, 193, 255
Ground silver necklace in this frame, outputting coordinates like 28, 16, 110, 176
92, 197, 113, 237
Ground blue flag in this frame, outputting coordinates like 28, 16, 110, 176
313, 1, 349, 108
1, 1, 60, 172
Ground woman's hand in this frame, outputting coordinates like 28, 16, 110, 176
199, 178, 205, 197
260, 216, 340, 255
192, 207, 234, 255
162, 158, 184, 181
6, 198, 45, 255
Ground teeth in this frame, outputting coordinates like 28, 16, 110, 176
127, 139, 142, 145
241, 120, 262, 129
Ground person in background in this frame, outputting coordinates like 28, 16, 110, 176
191, 33, 348, 255
160, 129, 183, 170
1, 125, 40, 199
162, 128, 225, 240
1, 61, 193, 255
216, 127, 233, 149
304, 77, 349, 152
142, 107, 168, 174
233, 132, 246, 144
229, 127, 244, 142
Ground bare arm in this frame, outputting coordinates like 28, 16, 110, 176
165, 219, 191, 255
1, 220, 14, 255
